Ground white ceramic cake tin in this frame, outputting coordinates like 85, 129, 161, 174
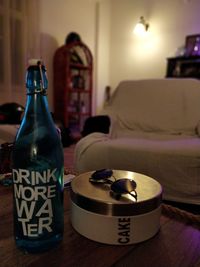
70, 170, 162, 245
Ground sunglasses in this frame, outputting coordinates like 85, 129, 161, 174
89, 169, 137, 201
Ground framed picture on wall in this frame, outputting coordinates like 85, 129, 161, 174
185, 34, 200, 56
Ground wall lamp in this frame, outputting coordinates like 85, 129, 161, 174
134, 16, 149, 36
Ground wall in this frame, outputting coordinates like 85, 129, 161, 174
109, 0, 200, 91
95, 0, 111, 113
38, 0, 97, 112
38, 0, 200, 113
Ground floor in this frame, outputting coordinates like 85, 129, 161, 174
64, 144, 76, 171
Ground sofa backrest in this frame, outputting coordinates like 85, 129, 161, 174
104, 79, 200, 136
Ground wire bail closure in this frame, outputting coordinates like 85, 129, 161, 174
27, 60, 47, 96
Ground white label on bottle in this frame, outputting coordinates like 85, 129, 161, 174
13, 168, 60, 237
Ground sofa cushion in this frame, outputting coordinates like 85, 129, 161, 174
74, 132, 200, 204
104, 79, 200, 137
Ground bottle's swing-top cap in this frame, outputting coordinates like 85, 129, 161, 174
28, 59, 43, 66
26, 59, 48, 93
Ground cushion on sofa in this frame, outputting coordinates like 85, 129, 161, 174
104, 79, 200, 137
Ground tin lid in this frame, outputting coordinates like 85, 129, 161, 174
70, 170, 162, 216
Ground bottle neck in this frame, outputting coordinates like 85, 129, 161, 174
26, 64, 48, 95
15, 62, 55, 141
24, 63, 50, 115
25, 92, 49, 115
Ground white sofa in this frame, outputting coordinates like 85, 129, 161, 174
75, 79, 200, 204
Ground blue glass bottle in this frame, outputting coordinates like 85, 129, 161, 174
12, 60, 64, 253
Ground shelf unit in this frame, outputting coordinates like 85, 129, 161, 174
53, 41, 93, 140
166, 56, 200, 79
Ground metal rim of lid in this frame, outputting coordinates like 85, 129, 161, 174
70, 170, 162, 216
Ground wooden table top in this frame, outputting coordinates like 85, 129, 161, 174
1, 184, 200, 267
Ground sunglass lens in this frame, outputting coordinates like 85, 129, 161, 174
111, 178, 137, 194
91, 169, 113, 181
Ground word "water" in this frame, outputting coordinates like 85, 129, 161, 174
13, 168, 58, 238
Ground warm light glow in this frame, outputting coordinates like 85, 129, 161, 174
133, 16, 149, 36
134, 22, 146, 35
